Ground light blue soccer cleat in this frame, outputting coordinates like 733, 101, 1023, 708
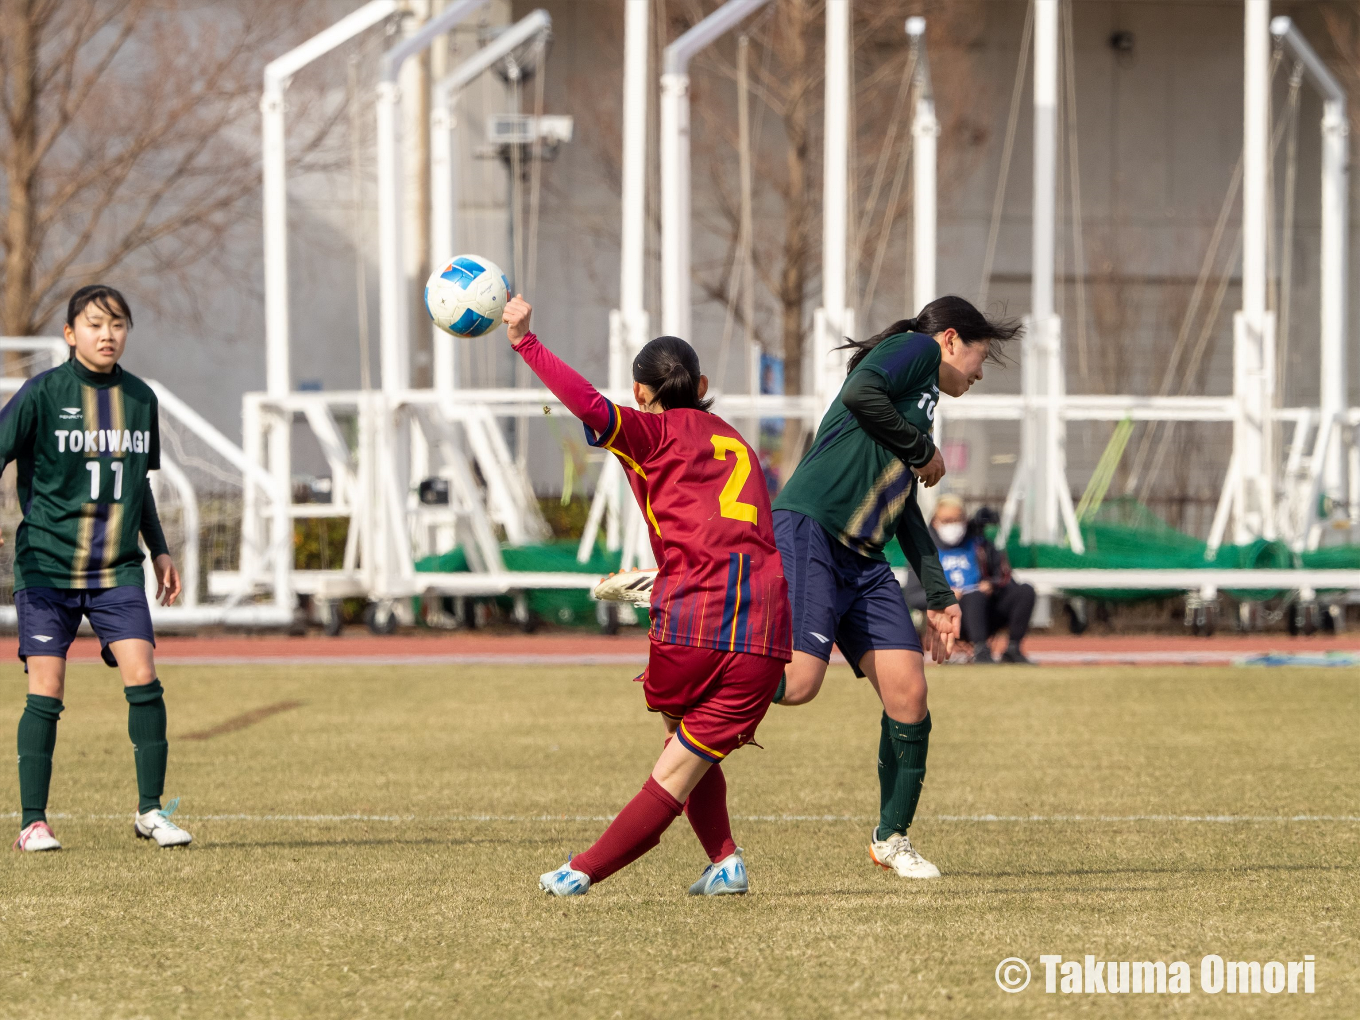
539, 858, 592, 897
688, 848, 748, 896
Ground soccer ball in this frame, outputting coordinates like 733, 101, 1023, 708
424, 254, 510, 338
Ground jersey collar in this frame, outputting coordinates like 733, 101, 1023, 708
67, 357, 124, 388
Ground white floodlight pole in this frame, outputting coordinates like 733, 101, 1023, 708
431, 8, 552, 396
613, 0, 651, 389
906, 17, 937, 314
1235, 0, 1273, 542
374, 0, 490, 594
1271, 16, 1349, 510
1022, 0, 1062, 545
813, 0, 853, 413
263, 0, 399, 402
585, 0, 651, 571
380, 0, 490, 399
661, 0, 771, 340
259, 0, 399, 609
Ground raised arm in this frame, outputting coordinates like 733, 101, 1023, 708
504, 296, 611, 436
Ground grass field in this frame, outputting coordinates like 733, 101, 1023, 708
1, 661, 1356, 1019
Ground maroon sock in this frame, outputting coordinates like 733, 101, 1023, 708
684, 764, 737, 863
572, 776, 684, 883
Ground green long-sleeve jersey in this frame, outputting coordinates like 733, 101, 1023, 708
0, 358, 168, 591
773, 331, 956, 609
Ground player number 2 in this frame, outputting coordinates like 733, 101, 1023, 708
86, 461, 123, 500
710, 435, 758, 525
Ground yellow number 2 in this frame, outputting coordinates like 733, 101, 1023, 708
711, 435, 758, 525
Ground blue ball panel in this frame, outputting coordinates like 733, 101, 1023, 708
451, 307, 495, 337
441, 256, 488, 288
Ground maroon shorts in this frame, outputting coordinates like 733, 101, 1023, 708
640, 641, 786, 762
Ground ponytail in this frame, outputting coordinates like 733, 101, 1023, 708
632, 335, 714, 412
839, 295, 1022, 374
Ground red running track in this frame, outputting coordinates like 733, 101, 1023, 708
3, 629, 1357, 666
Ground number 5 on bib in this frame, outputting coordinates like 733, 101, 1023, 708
711, 435, 758, 524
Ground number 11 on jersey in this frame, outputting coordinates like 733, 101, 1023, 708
711, 435, 758, 525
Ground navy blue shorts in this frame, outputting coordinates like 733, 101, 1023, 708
15, 586, 155, 669
773, 509, 921, 677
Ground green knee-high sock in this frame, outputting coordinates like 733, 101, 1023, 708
876, 712, 896, 824
126, 680, 167, 815
18, 694, 63, 828
878, 712, 931, 838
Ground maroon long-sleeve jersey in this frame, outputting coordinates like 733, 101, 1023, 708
515, 333, 791, 661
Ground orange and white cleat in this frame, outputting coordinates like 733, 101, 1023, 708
14, 820, 61, 852
592, 568, 658, 606
869, 828, 940, 878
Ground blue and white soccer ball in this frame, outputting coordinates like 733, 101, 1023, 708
424, 254, 510, 338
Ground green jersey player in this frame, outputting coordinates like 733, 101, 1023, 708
772, 295, 1020, 879
6, 285, 191, 851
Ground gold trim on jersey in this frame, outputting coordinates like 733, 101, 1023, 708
69, 503, 122, 588
78, 384, 126, 456
840, 460, 911, 555
71, 504, 96, 585
100, 503, 123, 588
81, 386, 99, 456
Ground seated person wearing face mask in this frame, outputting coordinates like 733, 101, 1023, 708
928, 496, 1035, 664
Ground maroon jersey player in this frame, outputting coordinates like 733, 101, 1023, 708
505, 295, 791, 897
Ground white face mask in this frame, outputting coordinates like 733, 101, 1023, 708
935, 521, 967, 547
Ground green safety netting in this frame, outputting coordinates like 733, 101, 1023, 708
886, 497, 1360, 602
415, 541, 622, 627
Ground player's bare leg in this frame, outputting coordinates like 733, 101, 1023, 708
860, 649, 939, 878
15, 656, 66, 851
777, 651, 829, 706
109, 638, 190, 847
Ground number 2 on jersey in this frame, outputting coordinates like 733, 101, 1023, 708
710, 435, 758, 525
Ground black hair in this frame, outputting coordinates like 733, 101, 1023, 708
839, 295, 1021, 375
633, 335, 713, 412
66, 284, 133, 330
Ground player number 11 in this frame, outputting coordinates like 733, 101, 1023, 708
86, 460, 124, 500
710, 435, 758, 525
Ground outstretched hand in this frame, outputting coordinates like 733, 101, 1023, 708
503, 294, 533, 345
922, 604, 960, 664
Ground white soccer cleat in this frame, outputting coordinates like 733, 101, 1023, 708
688, 848, 748, 896
134, 807, 193, 848
869, 828, 940, 879
13, 820, 61, 852
592, 568, 658, 606
540, 859, 591, 897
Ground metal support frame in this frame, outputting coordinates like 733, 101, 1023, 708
259, 0, 400, 615
1233, 0, 1275, 543
1015, 0, 1071, 551
660, 0, 772, 341
906, 17, 937, 314
1271, 16, 1351, 547
430, 9, 553, 396
812, 0, 854, 414
233, 2, 1360, 626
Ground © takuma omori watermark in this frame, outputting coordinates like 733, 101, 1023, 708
995, 954, 1317, 995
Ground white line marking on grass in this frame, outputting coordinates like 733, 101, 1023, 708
7, 812, 1358, 823
152, 654, 653, 667
135, 650, 1308, 667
